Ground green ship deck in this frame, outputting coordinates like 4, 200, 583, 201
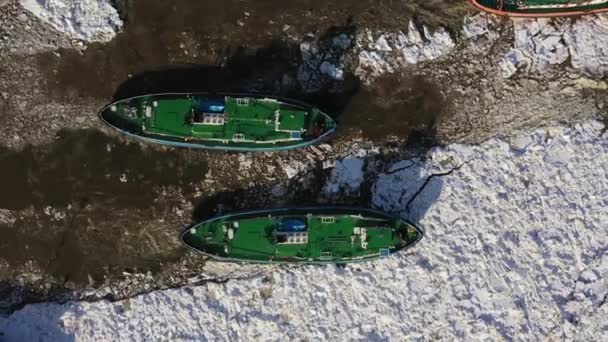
181, 207, 423, 264
98, 93, 336, 151
470, 0, 608, 16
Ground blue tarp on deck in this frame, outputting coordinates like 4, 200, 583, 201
199, 99, 225, 113
278, 219, 307, 232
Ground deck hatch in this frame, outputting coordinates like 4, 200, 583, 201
321, 217, 335, 224
200, 113, 226, 125
236, 98, 250, 106
277, 231, 308, 244
319, 252, 333, 260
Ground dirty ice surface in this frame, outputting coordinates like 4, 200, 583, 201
1, 120, 607, 340
19, 0, 123, 42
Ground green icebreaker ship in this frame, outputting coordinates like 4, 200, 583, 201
98, 93, 336, 151
181, 207, 423, 264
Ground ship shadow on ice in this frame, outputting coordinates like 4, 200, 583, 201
0, 280, 84, 340
111, 31, 359, 123
383, 162, 444, 227
190, 183, 323, 224
191, 189, 253, 223
401, 170, 443, 228
338, 72, 449, 143
190, 141, 443, 230
0, 279, 70, 316
380, 164, 444, 233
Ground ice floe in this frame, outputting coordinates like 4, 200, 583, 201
322, 156, 364, 195
356, 21, 455, 81
501, 15, 608, 78
354, 13, 608, 81
19, 0, 123, 43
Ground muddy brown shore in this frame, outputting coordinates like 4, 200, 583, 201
0, 0, 605, 313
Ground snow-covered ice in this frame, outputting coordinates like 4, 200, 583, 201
19, 0, 123, 43
501, 15, 608, 78
354, 14, 501, 81
564, 14, 608, 77
356, 21, 455, 81
1, 120, 607, 340
282, 160, 308, 179
566, 253, 608, 341
463, 14, 500, 41
322, 156, 364, 194
319, 61, 344, 80
355, 13, 608, 81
